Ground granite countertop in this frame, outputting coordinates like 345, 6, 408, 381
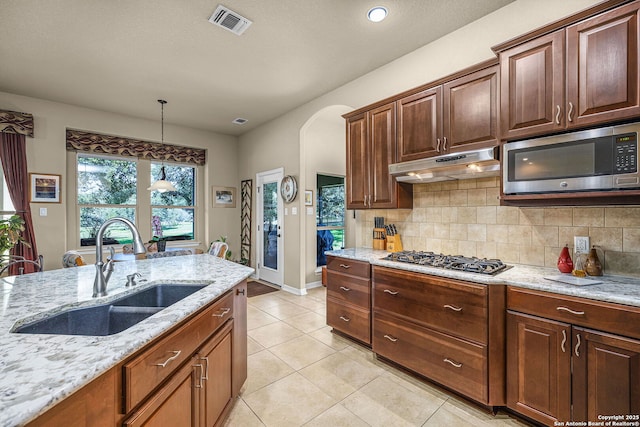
0, 254, 253, 427
326, 248, 640, 308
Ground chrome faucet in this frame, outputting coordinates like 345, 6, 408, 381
93, 218, 146, 297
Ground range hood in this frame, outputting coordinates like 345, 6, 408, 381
389, 146, 500, 184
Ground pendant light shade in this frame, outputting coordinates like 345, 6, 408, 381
148, 99, 177, 192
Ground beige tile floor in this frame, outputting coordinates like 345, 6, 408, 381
224, 286, 533, 427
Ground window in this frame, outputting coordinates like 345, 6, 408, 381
77, 155, 137, 246
316, 174, 345, 266
150, 163, 195, 240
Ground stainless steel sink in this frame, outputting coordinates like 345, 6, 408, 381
13, 283, 209, 336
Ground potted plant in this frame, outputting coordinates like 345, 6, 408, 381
0, 214, 30, 254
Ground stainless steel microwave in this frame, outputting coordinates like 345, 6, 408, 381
502, 123, 639, 194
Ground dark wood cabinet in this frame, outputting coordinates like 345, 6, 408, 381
498, 1, 640, 140
397, 64, 498, 162
199, 323, 233, 427
345, 103, 412, 210
507, 286, 640, 426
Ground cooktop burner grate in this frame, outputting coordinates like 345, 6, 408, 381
384, 251, 510, 275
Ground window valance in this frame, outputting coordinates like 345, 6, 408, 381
0, 109, 34, 138
66, 129, 206, 166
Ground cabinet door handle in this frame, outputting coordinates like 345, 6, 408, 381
364, 194, 368, 207
436, 138, 441, 153
201, 356, 209, 381
383, 289, 398, 295
556, 306, 585, 316
155, 350, 182, 367
194, 363, 203, 388
339, 286, 351, 292
443, 304, 462, 312
443, 358, 463, 368
369, 194, 373, 208
575, 333, 581, 357
212, 307, 231, 317
383, 334, 397, 342
339, 264, 351, 269
568, 102, 574, 122
339, 316, 350, 322
236, 288, 245, 295
555, 105, 561, 124
561, 329, 567, 353
442, 136, 447, 151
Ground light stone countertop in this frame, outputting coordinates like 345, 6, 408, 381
326, 248, 640, 308
0, 254, 253, 427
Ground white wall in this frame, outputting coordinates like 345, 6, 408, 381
239, 0, 603, 291
0, 91, 240, 267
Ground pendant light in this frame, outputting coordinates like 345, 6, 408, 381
148, 99, 177, 192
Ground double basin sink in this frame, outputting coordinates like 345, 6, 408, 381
13, 283, 209, 336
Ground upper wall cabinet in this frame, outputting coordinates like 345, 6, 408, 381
498, 0, 640, 141
345, 103, 412, 210
397, 64, 499, 162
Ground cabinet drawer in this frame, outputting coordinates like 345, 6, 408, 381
373, 266, 487, 344
326, 256, 370, 278
327, 297, 371, 344
123, 291, 234, 411
373, 311, 487, 403
507, 287, 640, 340
327, 271, 370, 309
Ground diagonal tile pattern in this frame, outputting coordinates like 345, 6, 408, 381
224, 286, 532, 427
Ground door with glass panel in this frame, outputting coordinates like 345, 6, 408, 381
256, 168, 283, 286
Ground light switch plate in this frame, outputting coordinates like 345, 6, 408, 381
291, 207, 297, 215
39, 208, 47, 216
574, 236, 590, 254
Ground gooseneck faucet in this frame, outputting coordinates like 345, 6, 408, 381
93, 218, 146, 297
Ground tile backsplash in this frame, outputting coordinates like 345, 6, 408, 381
355, 177, 640, 277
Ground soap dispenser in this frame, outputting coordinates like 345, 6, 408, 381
584, 246, 603, 276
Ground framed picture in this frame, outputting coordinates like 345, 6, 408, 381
29, 173, 61, 203
304, 190, 313, 206
212, 186, 236, 208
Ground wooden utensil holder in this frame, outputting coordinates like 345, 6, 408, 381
386, 234, 403, 252
373, 228, 386, 250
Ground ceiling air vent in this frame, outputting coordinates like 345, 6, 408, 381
208, 5, 252, 35
232, 118, 248, 125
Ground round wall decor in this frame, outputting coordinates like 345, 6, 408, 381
280, 175, 298, 203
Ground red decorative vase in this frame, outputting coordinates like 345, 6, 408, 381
557, 245, 574, 273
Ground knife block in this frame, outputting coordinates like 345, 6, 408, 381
373, 228, 386, 250
386, 234, 403, 252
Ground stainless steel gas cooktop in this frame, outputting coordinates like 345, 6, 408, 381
384, 251, 510, 275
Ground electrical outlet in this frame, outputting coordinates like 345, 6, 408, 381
574, 236, 590, 254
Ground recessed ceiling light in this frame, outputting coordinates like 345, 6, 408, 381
232, 117, 248, 125
367, 6, 388, 23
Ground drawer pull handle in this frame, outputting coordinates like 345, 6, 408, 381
575, 333, 581, 357
383, 289, 398, 295
194, 363, 203, 388
444, 304, 462, 312
568, 102, 574, 122
556, 306, 584, 316
339, 264, 351, 269
339, 316, 350, 322
201, 356, 209, 381
340, 286, 351, 292
561, 329, 567, 353
155, 350, 182, 368
384, 334, 397, 342
443, 358, 462, 368
212, 307, 231, 317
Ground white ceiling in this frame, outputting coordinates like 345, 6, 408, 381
0, 0, 514, 136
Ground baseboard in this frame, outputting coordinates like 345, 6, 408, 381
281, 283, 307, 296
306, 281, 322, 290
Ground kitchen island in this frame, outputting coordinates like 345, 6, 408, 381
0, 254, 253, 427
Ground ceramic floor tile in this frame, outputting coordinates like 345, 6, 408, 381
248, 293, 286, 310
341, 376, 446, 427
303, 403, 369, 427
246, 336, 264, 356
283, 311, 327, 334
299, 352, 385, 400
247, 320, 304, 348
307, 326, 352, 351
423, 405, 485, 427
243, 349, 295, 395
223, 397, 265, 427
260, 300, 311, 320
247, 306, 280, 330
243, 372, 336, 427
269, 335, 336, 371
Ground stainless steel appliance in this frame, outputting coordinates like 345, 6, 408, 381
503, 122, 639, 194
384, 251, 509, 275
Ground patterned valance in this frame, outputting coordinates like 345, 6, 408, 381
66, 129, 206, 166
0, 109, 34, 137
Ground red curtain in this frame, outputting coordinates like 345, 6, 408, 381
0, 132, 39, 274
